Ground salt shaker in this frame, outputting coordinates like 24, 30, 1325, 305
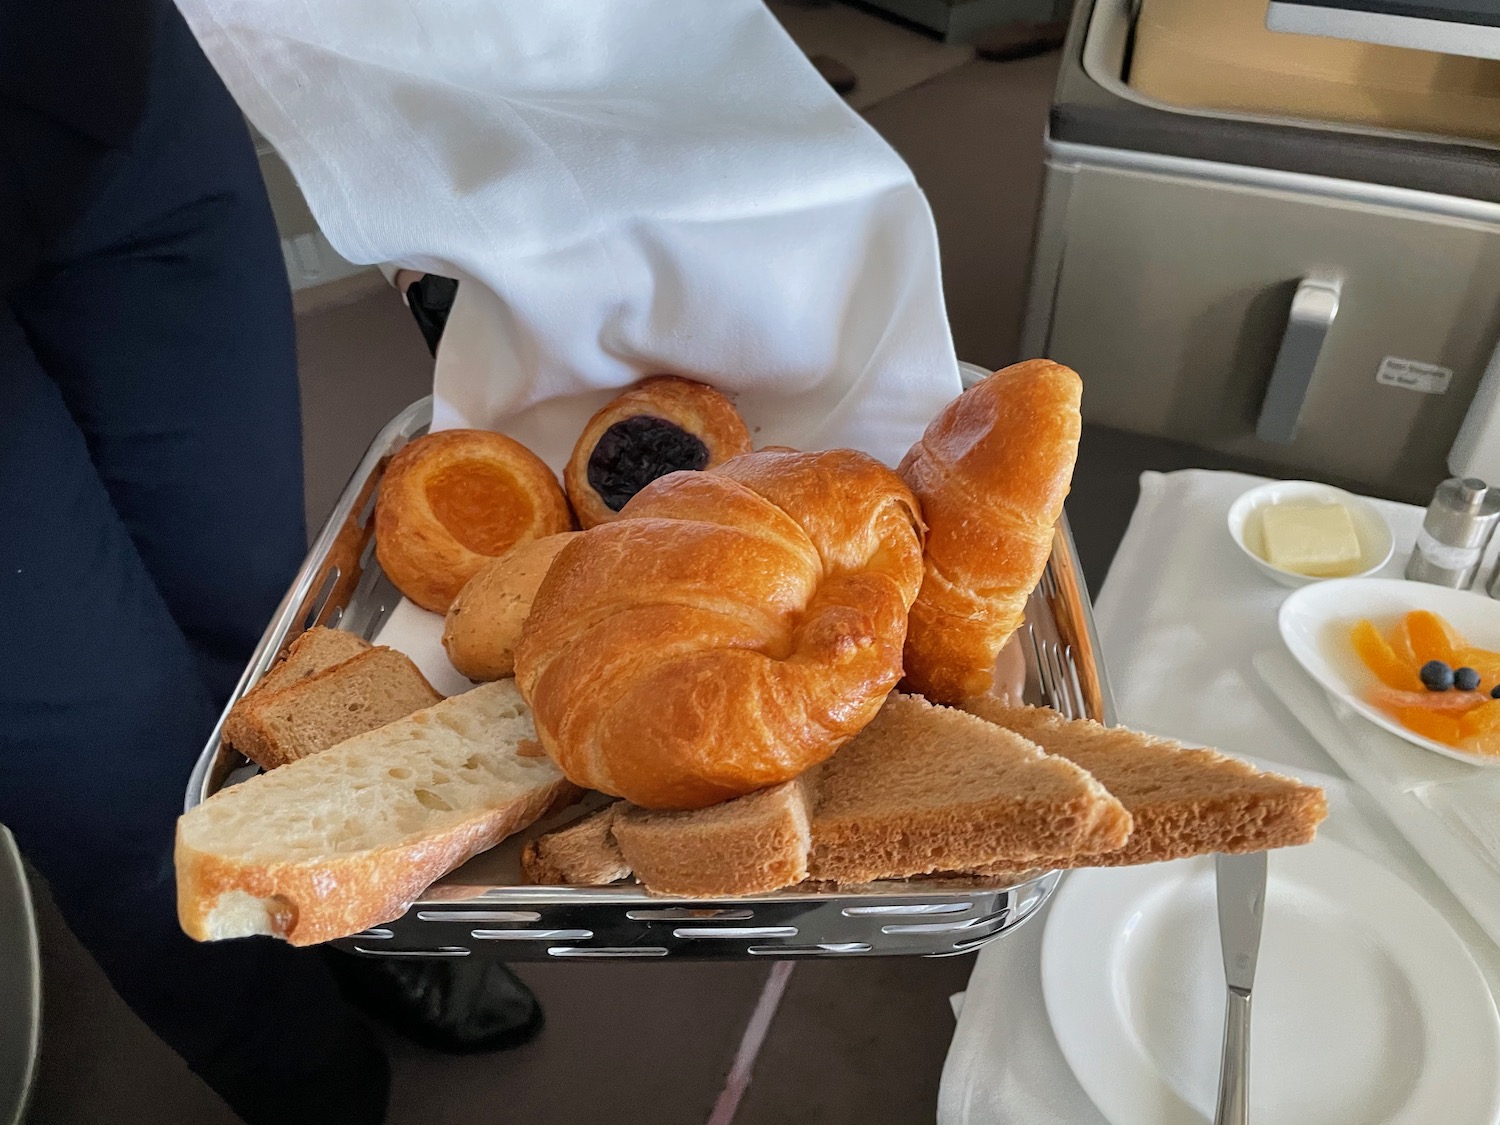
1406, 477, 1500, 589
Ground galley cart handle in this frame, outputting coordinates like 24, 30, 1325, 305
1255, 275, 1342, 445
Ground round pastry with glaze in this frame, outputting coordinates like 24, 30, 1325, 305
376, 429, 574, 614
516, 448, 925, 810
564, 376, 753, 529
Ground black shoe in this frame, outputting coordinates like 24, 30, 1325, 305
327, 953, 544, 1055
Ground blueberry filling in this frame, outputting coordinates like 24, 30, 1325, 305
587, 415, 710, 511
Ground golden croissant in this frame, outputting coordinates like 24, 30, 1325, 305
514, 449, 924, 809
899, 359, 1082, 704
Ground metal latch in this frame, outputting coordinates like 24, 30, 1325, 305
1256, 275, 1342, 445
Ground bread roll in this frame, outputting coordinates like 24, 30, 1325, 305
899, 360, 1082, 704
442, 532, 578, 681
375, 429, 573, 614
515, 448, 924, 810
564, 376, 752, 528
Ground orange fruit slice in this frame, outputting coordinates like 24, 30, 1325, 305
1350, 620, 1423, 691
1460, 699, 1500, 738
1392, 706, 1465, 746
1368, 687, 1488, 715
1387, 617, 1419, 666
1404, 610, 1465, 667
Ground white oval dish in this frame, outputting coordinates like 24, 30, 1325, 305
1279, 577, 1500, 767
1227, 480, 1394, 588
1043, 837, 1500, 1125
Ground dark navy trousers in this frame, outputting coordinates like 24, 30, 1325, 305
0, 5, 385, 1122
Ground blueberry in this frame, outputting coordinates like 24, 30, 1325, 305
1492, 684, 1500, 700
1455, 666, 1481, 693
1420, 660, 1455, 691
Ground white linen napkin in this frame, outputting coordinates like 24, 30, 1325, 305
172, 0, 962, 471
1090, 470, 1410, 771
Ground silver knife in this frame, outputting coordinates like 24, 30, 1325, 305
1213, 851, 1267, 1125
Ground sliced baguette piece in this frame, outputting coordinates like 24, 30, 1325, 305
612, 780, 811, 897
225, 646, 443, 769
177, 680, 580, 946
252, 627, 372, 698
520, 804, 631, 886
808, 692, 1132, 884
960, 700, 1328, 866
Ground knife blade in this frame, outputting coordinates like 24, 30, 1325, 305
1213, 851, 1267, 1125
1216, 851, 1267, 992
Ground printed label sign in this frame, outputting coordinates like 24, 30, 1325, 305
1376, 356, 1452, 395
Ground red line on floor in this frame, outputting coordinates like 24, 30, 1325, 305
706, 960, 796, 1125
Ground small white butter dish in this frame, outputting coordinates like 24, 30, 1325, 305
1227, 480, 1394, 588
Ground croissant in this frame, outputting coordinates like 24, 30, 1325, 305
514, 449, 924, 809
898, 360, 1082, 704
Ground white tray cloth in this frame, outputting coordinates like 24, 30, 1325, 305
939, 469, 1500, 1125
173, 0, 961, 470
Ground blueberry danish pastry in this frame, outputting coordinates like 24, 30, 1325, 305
564, 376, 753, 528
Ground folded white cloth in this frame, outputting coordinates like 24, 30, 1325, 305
940, 468, 1500, 1125
173, 0, 962, 470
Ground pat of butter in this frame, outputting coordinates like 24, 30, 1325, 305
1260, 503, 1363, 577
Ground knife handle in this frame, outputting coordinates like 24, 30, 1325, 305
1214, 987, 1252, 1125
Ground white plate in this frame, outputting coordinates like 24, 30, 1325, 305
1042, 837, 1500, 1125
1279, 578, 1500, 768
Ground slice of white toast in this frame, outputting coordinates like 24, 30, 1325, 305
177, 680, 579, 945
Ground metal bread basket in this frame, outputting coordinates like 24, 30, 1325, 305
185, 366, 1115, 960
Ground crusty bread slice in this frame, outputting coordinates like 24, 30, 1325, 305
808, 693, 1132, 884
612, 781, 811, 897
520, 804, 631, 886
224, 646, 443, 769
177, 680, 579, 945
252, 627, 372, 697
960, 700, 1328, 866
